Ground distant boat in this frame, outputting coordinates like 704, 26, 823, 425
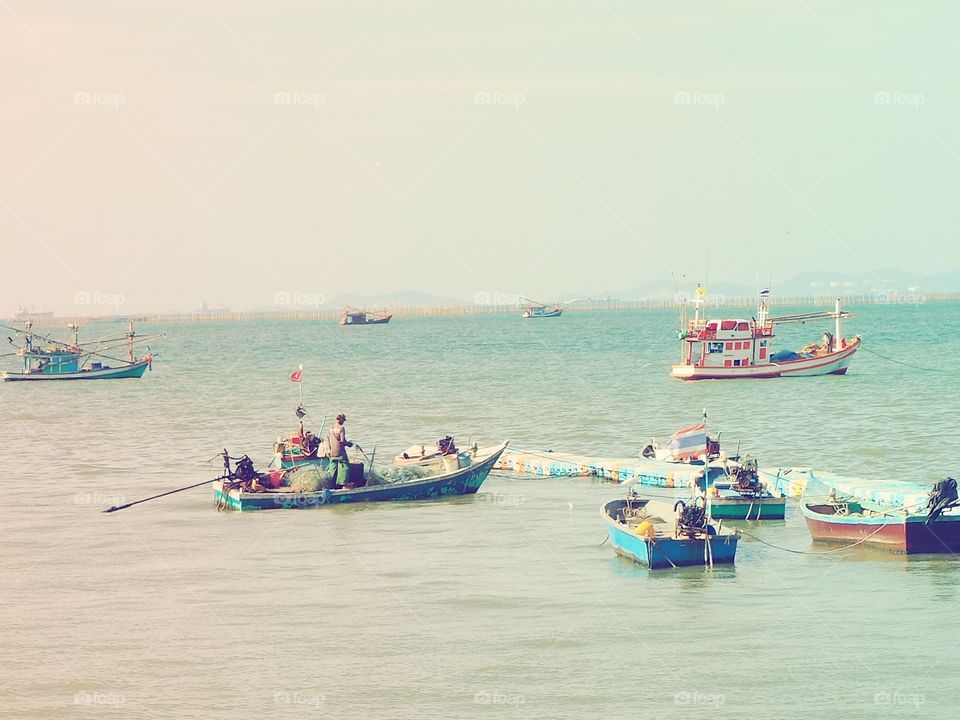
213, 442, 509, 510
601, 493, 740, 569
520, 297, 565, 318
12, 306, 54, 321
800, 479, 960, 554
1, 319, 160, 382
672, 288, 860, 379
340, 307, 392, 325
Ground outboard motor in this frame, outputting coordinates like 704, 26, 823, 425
233, 455, 258, 482
732, 456, 763, 496
675, 500, 711, 538
926, 477, 958, 525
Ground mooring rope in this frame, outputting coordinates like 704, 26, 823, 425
737, 524, 888, 555
860, 345, 950, 373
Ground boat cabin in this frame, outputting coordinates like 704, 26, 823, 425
22, 348, 82, 375
680, 319, 774, 370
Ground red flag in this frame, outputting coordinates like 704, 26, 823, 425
290, 368, 302, 383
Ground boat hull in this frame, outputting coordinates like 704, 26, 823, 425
708, 494, 786, 520
2, 359, 151, 382
340, 314, 392, 325
602, 499, 739, 569
671, 338, 860, 380
801, 503, 960, 554
215, 442, 507, 511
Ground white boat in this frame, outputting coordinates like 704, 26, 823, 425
671, 289, 860, 380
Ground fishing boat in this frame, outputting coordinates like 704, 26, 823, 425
213, 441, 509, 510
699, 457, 786, 520
340, 307, 392, 325
520, 298, 564, 318
602, 492, 740, 569
671, 287, 860, 380
799, 479, 960, 554
1, 319, 160, 382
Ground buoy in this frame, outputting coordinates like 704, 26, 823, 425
635, 521, 655, 539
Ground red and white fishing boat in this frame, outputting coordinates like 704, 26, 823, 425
671, 288, 860, 380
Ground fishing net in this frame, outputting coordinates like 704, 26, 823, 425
284, 464, 334, 492
374, 464, 435, 483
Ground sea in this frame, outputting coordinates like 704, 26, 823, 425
1, 302, 957, 719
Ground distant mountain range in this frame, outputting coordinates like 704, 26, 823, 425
248, 270, 960, 310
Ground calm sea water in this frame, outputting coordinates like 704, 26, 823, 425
2, 304, 958, 719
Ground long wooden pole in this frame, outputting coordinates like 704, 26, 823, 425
102, 477, 222, 513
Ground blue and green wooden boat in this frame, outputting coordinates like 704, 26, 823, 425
602, 495, 740, 569
1, 319, 158, 382
214, 442, 508, 511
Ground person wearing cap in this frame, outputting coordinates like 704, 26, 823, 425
327, 413, 353, 488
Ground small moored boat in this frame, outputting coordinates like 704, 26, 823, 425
521, 297, 570, 318
1, 319, 159, 382
699, 457, 786, 520
214, 441, 509, 511
601, 493, 740, 569
340, 308, 392, 325
800, 479, 960, 554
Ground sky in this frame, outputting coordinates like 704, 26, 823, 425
3, 1, 960, 315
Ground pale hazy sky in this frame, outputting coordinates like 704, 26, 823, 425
3, 1, 959, 314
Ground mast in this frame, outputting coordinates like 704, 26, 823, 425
834, 298, 841, 352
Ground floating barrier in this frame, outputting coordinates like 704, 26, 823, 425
760, 468, 931, 510
498, 451, 934, 511
496, 449, 711, 489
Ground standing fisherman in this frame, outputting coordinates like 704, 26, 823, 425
327, 414, 353, 488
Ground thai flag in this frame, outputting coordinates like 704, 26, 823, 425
759, 288, 771, 298
669, 423, 707, 461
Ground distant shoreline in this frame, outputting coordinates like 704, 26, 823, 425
9, 292, 959, 327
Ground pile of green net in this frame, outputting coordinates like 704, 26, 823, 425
374, 464, 435, 483
283, 464, 334, 492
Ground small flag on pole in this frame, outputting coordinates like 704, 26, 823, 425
290, 367, 303, 383
669, 422, 707, 461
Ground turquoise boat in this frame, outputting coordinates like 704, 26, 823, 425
214, 442, 508, 511
1, 319, 158, 382
601, 495, 740, 569
697, 457, 786, 520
